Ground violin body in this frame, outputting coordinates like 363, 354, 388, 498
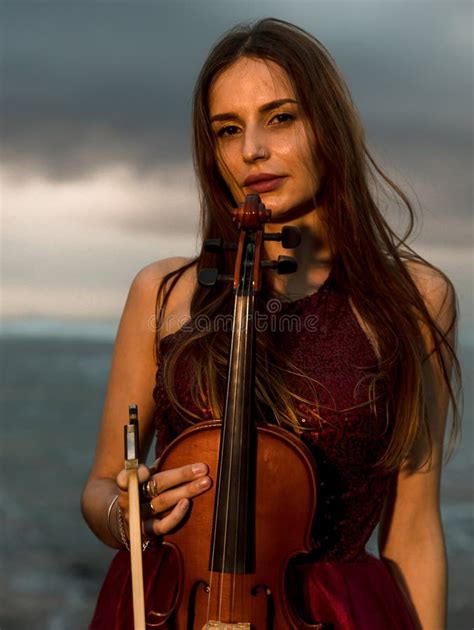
149, 421, 323, 630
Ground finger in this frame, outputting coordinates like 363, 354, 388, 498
117, 492, 128, 512
150, 463, 209, 495
148, 457, 160, 475
150, 475, 212, 514
140, 501, 156, 520
116, 463, 150, 491
142, 518, 156, 540
137, 464, 151, 483
151, 499, 190, 535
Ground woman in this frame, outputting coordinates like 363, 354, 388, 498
81, 18, 462, 629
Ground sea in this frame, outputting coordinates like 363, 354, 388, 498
0, 320, 472, 629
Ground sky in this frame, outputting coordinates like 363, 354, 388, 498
1, 0, 472, 333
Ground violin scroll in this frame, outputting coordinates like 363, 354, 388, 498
231, 194, 271, 230
198, 195, 301, 289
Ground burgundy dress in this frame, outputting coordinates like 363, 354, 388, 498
90, 270, 417, 629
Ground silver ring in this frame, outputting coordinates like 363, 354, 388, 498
147, 478, 159, 497
141, 477, 159, 500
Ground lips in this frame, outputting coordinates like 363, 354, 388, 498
243, 172, 287, 193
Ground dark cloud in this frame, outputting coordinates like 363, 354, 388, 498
1, 2, 472, 319
1, 1, 472, 192
2, 1, 208, 176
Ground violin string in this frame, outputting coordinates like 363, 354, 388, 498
244, 285, 255, 623
237, 257, 255, 623
207, 296, 237, 621
231, 294, 247, 623
219, 294, 241, 623
241, 246, 256, 624
232, 289, 253, 624
244, 294, 253, 623
223, 294, 247, 619
206, 298, 238, 625
238, 253, 253, 621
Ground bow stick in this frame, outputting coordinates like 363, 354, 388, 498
124, 404, 146, 629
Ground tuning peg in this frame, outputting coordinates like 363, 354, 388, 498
263, 226, 301, 249
198, 268, 234, 287
203, 239, 223, 254
281, 226, 301, 248
261, 255, 298, 275
203, 239, 237, 254
276, 256, 298, 275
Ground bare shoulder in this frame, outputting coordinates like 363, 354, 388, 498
131, 256, 195, 293
129, 256, 195, 307
128, 256, 198, 337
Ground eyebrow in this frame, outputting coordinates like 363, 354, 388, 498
210, 98, 298, 123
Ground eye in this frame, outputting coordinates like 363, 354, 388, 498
269, 113, 295, 125
216, 125, 241, 138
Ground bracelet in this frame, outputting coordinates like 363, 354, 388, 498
117, 500, 150, 552
106, 495, 121, 545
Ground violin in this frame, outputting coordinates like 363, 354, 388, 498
143, 194, 328, 629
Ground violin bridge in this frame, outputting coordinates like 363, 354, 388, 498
202, 623, 251, 629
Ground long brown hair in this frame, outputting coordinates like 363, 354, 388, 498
153, 17, 462, 472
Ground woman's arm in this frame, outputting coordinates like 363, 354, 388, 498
378, 262, 457, 630
80, 257, 198, 547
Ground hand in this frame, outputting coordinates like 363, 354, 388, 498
116, 459, 212, 539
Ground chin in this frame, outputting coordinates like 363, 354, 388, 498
258, 191, 288, 209
265, 193, 298, 213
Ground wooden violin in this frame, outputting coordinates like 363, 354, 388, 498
145, 194, 327, 629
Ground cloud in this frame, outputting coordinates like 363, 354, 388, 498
2, 161, 200, 239
2, 157, 471, 322
1, 1, 471, 321
1, 163, 200, 320
1, 2, 471, 179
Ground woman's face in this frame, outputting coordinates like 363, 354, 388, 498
208, 56, 322, 219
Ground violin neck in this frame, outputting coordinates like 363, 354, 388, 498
210, 293, 257, 574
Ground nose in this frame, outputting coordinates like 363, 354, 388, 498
242, 127, 269, 163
